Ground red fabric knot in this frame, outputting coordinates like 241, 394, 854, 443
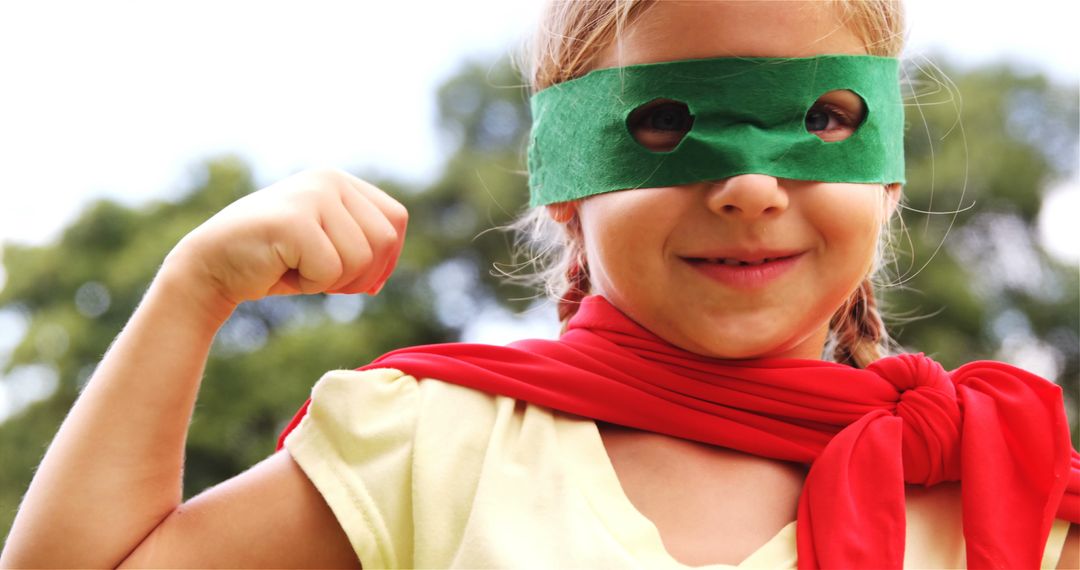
868, 353, 962, 486
276, 295, 1079, 570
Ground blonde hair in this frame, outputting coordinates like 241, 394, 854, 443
508, 0, 907, 368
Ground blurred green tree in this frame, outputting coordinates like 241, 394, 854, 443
0, 55, 1076, 542
889, 56, 1078, 439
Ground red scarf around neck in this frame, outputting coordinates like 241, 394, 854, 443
278, 295, 1079, 569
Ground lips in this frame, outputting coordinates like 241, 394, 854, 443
683, 248, 804, 264
686, 254, 800, 267
681, 251, 805, 288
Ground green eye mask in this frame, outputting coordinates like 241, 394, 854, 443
527, 55, 905, 206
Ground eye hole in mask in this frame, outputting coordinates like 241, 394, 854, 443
805, 89, 866, 142
627, 99, 695, 152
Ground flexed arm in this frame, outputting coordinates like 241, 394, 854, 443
0, 169, 406, 568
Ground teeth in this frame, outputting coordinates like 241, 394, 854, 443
704, 257, 776, 266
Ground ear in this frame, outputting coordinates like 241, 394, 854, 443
546, 200, 580, 223
882, 183, 902, 220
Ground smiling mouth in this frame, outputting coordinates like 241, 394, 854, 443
681, 253, 805, 289
684, 254, 801, 267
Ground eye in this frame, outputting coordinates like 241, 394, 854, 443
627, 99, 694, 152
804, 90, 866, 142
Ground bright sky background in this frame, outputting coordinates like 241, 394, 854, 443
0, 1, 1078, 421
0, 0, 1077, 259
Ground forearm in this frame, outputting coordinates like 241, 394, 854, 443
1, 259, 237, 568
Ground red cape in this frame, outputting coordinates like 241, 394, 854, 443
279, 295, 1079, 569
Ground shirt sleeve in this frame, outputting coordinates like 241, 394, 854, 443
1043, 519, 1071, 569
283, 368, 420, 570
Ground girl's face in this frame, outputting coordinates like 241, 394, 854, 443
552, 1, 901, 360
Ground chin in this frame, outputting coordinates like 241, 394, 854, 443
681, 334, 778, 361
682, 324, 816, 360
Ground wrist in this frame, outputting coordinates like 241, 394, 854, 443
152, 251, 239, 331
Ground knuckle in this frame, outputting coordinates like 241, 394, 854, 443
355, 245, 375, 269
391, 201, 409, 224
357, 177, 381, 193
303, 166, 345, 181
325, 250, 346, 276
375, 225, 399, 252
332, 263, 348, 282
298, 168, 348, 195
386, 204, 409, 233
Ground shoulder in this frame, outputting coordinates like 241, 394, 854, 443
291, 367, 564, 476
292, 367, 514, 441
283, 367, 556, 568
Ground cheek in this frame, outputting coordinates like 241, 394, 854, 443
582, 210, 649, 284
814, 186, 884, 242
809, 186, 886, 273
578, 190, 681, 287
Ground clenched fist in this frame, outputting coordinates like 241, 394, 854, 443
165, 168, 408, 310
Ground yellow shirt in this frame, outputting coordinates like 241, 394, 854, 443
284, 368, 1071, 569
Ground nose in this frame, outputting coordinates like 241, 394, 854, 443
704, 174, 789, 219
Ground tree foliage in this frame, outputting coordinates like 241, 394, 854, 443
0, 55, 1076, 540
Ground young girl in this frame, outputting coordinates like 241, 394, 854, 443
3, 1, 1078, 568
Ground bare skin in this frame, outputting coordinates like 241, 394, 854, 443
2, 0, 1076, 566
599, 424, 1080, 569
569, 1, 1080, 567
0, 167, 405, 568
598, 423, 806, 566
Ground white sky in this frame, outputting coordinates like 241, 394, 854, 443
0, 1, 1078, 422
0, 0, 1077, 261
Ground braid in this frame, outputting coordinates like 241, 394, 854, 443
556, 215, 591, 329
557, 252, 591, 326
830, 278, 886, 368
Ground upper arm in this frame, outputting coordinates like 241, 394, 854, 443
119, 450, 361, 569
1058, 523, 1079, 570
